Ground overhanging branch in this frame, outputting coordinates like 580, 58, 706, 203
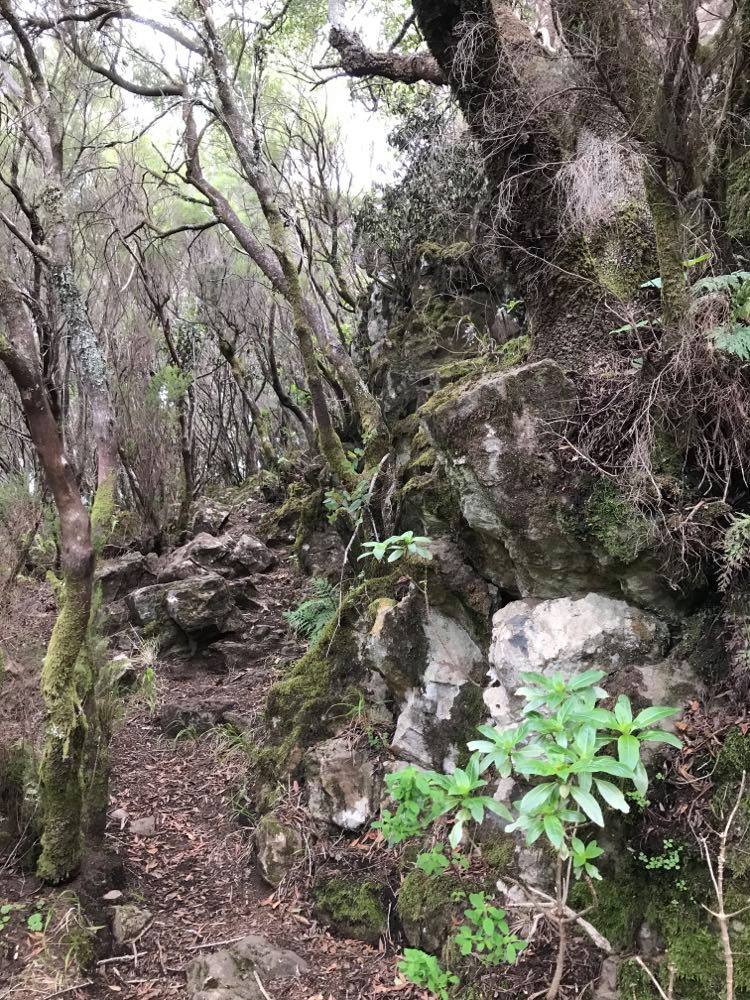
327, 26, 445, 86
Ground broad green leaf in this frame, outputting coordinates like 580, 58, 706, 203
519, 783, 556, 814
618, 734, 640, 771
638, 730, 682, 749
595, 778, 630, 813
633, 706, 679, 729
543, 814, 565, 851
571, 787, 604, 826
614, 695, 633, 728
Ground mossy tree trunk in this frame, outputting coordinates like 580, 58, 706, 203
0, 279, 94, 884
0, 0, 120, 876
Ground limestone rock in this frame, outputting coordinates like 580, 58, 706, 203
96, 552, 154, 602
422, 361, 679, 607
111, 904, 152, 944
255, 813, 302, 887
190, 498, 230, 537
485, 593, 701, 730
160, 701, 236, 737
158, 532, 274, 583
186, 934, 308, 1000
305, 738, 380, 831
129, 816, 156, 837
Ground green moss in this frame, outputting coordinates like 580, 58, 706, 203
264, 574, 399, 771
728, 150, 750, 243
584, 479, 652, 563
408, 448, 437, 473
583, 202, 656, 300
312, 877, 388, 944
414, 240, 472, 262
716, 726, 750, 779
397, 869, 462, 951
617, 959, 659, 999
569, 863, 647, 952
427, 682, 485, 769
435, 357, 492, 383
480, 834, 516, 876
497, 334, 531, 369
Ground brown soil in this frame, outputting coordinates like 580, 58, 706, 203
0, 502, 602, 1000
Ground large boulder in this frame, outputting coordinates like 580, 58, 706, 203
96, 552, 154, 602
421, 361, 680, 609
165, 574, 236, 637
305, 738, 380, 831
126, 574, 238, 644
484, 593, 697, 728
186, 935, 308, 1000
190, 498, 230, 537
158, 532, 274, 583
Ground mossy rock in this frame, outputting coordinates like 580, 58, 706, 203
0, 741, 40, 864
312, 876, 389, 944
584, 479, 653, 564
397, 869, 463, 953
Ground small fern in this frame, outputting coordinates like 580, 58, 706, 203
711, 324, 750, 360
284, 578, 338, 641
692, 270, 750, 295
720, 514, 750, 591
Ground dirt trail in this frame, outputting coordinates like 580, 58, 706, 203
1, 506, 408, 1000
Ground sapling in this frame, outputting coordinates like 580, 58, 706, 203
377, 668, 681, 999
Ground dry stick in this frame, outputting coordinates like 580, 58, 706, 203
253, 970, 275, 1000
701, 769, 748, 1000
40, 984, 94, 1000
187, 934, 248, 951
633, 957, 675, 1000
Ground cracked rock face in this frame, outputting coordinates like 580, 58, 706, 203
186, 935, 308, 1000
305, 738, 380, 831
158, 532, 274, 583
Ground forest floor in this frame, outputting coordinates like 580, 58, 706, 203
0, 504, 416, 1000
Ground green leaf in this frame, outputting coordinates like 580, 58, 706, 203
638, 730, 682, 749
571, 787, 604, 826
618, 734, 641, 771
613, 695, 633, 728
519, 782, 556, 814
633, 706, 678, 729
543, 814, 565, 852
595, 778, 630, 813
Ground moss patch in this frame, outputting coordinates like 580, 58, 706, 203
585, 479, 652, 563
312, 877, 388, 944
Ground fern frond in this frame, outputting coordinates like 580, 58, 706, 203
720, 514, 750, 591
711, 324, 750, 361
692, 270, 750, 295
284, 577, 338, 641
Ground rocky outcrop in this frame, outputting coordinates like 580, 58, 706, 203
484, 592, 700, 728
158, 532, 274, 583
421, 361, 681, 610
186, 935, 308, 1000
305, 738, 380, 831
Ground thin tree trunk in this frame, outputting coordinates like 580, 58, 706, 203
0, 279, 94, 884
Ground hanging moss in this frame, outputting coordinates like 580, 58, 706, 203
312, 877, 389, 944
583, 202, 656, 300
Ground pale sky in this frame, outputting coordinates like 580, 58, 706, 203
125, 0, 395, 191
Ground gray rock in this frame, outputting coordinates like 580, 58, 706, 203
158, 533, 274, 584
305, 738, 380, 831
485, 593, 671, 728
96, 552, 154, 602
186, 934, 308, 1000
160, 701, 236, 737
129, 816, 156, 837
164, 574, 235, 636
297, 529, 346, 581
422, 361, 680, 608
111, 904, 152, 944
191, 498, 230, 537
255, 813, 303, 887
